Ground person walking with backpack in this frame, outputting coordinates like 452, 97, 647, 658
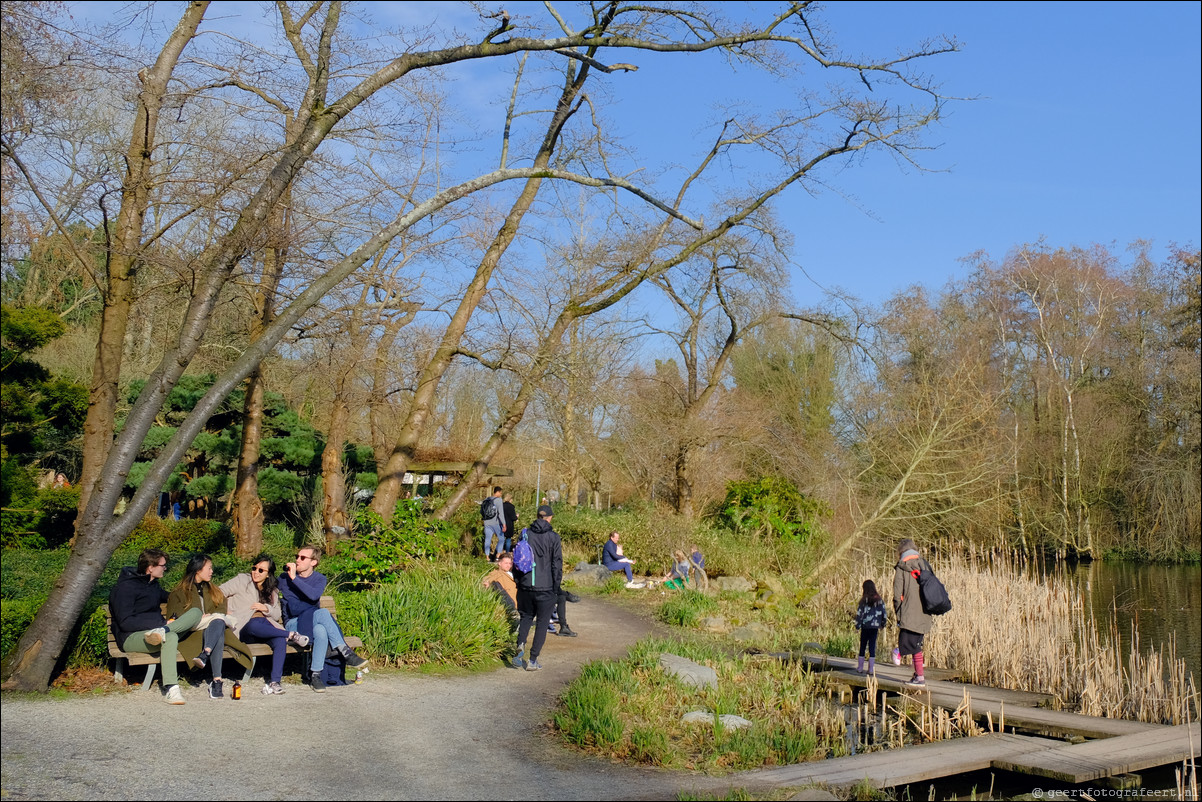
893, 538, 934, 687
511, 505, 562, 671
481, 486, 506, 562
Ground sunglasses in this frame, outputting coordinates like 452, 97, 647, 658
251, 567, 269, 574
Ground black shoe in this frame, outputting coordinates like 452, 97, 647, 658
338, 644, 369, 669
311, 673, 327, 693
209, 679, 224, 699
564, 591, 581, 603
556, 626, 578, 637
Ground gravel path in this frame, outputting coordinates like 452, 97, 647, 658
1, 594, 732, 801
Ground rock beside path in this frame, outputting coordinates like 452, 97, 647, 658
659, 652, 718, 689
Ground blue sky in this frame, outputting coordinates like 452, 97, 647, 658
391, 1, 1202, 308
777, 1, 1202, 307
71, 1, 1202, 311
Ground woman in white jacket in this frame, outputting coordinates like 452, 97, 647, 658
219, 554, 308, 695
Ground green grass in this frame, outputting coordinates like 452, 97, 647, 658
657, 590, 720, 628
554, 636, 846, 773
346, 563, 512, 669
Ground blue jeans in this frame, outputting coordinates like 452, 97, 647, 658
483, 525, 503, 557
287, 608, 347, 671
604, 561, 633, 582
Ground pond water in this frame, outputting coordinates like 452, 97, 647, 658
1057, 561, 1202, 687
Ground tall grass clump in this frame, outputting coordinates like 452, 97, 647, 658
347, 564, 511, 669
658, 590, 720, 628
555, 636, 845, 772
932, 550, 1199, 724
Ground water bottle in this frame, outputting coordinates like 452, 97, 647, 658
232, 681, 242, 700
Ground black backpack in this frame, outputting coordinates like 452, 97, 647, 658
911, 565, 952, 615
480, 497, 498, 521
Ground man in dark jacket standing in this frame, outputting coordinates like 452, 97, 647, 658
512, 505, 562, 671
109, 548, 201, 704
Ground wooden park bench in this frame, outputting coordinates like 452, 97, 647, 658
104, 595, 364, 691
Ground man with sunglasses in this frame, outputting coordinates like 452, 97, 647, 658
278, 545, 368, 692
109, 549, 201, 704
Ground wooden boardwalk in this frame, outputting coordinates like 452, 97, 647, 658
734, 732, 1051, 790
729, 652, 1200, 793
735, 723, 1200, 793
792, 653, 1162, 738
995, 721, 1201, 783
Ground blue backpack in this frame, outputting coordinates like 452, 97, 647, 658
513, 528, 535, 574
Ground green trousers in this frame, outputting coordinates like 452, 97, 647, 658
121, 607, 201, 687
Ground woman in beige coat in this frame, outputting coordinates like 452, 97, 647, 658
219, 554, 308, 695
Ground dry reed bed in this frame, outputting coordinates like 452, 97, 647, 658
819, 550, 1198, 725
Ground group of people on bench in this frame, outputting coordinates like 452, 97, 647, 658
108, 545, 368, 704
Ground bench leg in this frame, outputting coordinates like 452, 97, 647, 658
113, 657, 126, 685
141, 662, 158, 691
243, 655, 256, 684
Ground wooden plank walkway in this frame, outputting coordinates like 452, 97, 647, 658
792, 653, 1161, 738
730, 652, 1196, 793
993, 721, 1201, 783
734, 732, 1052, 790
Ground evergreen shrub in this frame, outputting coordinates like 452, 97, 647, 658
719, 476, 829, 544
1, 596, 41, 660
121, 517, 230, 553
324, 501, 458, 587
69, 605, 109, 667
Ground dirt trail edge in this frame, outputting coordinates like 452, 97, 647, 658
1, 594, 736, 801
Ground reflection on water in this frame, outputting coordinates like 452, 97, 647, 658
1057, 561, 1202, 686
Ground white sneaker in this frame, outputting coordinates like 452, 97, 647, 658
625, 581, 644, 589
144, 627, 168, 646
164, 685, 185, 705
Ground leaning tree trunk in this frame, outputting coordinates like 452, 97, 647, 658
76, 1, 210, 534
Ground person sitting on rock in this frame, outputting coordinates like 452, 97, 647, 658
660, 550, 690, 589
602, 531, 640, 588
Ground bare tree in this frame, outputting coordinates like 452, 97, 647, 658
4, 1, 957, 692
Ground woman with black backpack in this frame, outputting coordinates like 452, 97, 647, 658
893, 538, 934, 687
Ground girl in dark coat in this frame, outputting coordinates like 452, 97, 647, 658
853, 579, 886, 674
